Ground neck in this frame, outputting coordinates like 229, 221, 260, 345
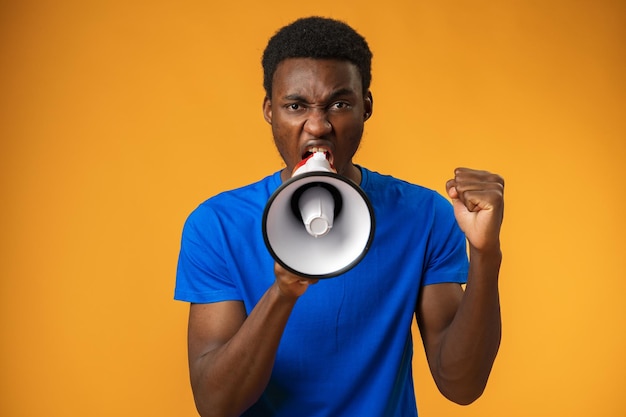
281, 163, 361, 185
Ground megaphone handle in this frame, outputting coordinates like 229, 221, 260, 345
298, 186, 334, 238
290, 182, 343, 221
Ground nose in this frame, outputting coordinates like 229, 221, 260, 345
304, 109, 332, 137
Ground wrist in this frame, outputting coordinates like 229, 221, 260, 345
469, 241, 501, 260
468, 245, 502, 282
271, 280, 304, 303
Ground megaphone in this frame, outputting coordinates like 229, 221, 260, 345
262, 152, 375, 279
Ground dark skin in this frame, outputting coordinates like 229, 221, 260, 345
187, 58, 504, 416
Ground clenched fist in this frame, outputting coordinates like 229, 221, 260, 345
446, 168, 505, 253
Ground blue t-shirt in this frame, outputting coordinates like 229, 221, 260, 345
175, 167, 469, 416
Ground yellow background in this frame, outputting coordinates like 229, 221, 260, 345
1, 1, 624, 416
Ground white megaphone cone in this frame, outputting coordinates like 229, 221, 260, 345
262, 151, 375, 279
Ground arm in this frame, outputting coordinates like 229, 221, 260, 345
187, 264, 317, 417
417, 168, 504, 405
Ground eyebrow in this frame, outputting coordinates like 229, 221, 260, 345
282, 88, 357, 103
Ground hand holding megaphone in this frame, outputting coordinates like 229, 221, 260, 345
274, 262, 320, 298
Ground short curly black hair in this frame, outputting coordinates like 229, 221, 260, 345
262, 16, 373, 98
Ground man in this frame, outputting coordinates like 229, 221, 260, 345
175, 16, 504, 417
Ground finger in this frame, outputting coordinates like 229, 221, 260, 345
448, 168, 504, 213
446, 181, 459, 199
453, 168, 505, 189
454, 181, 504, 197
457, 190, 501, 212
448, 187, 459, 200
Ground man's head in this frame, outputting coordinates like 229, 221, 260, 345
262, 17, 374, 184
262, 17, 373, 99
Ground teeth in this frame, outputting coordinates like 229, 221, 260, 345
302, 147, 332, 165
307, 147, 327, 155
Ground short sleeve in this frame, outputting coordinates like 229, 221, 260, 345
422, 193, 469, 286
174, 203, 242, 303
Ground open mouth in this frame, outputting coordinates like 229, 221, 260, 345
302, 147, 333, 165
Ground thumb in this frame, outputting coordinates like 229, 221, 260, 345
446, 180, 459, 200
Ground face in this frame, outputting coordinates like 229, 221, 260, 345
263, 58, 373, 183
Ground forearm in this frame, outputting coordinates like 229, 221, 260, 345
191, 283, 297, 417
436, 248, 502, 404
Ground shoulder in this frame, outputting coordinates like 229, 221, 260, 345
179, 172, 281, 243
188, 172, 280, 219
360, 167, 450, 210
204, 171, 280, 208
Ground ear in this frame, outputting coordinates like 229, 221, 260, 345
363, 91, 373, 121
263, 96, 272, 124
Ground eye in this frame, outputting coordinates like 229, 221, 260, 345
330, 101, 351, 110
286, 103, 303, 111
